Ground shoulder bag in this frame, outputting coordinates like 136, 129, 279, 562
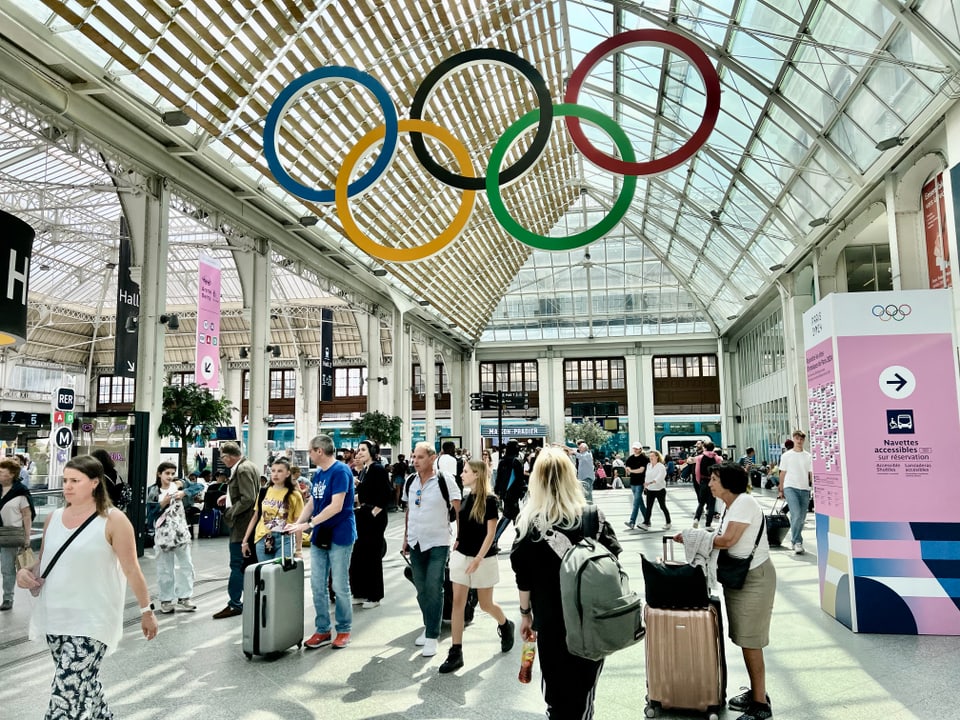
40, 511, 98, 580
715, 507, 764, 590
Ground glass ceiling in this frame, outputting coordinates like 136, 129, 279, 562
0, 0, 957, 359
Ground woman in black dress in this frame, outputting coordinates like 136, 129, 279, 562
348, 440, 392, 608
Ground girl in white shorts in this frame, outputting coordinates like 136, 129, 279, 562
439, 460, 515, 674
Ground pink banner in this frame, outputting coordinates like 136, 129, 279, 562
195, 255, 221, 388
922, 174, 952, 289
804, 338, 844, 517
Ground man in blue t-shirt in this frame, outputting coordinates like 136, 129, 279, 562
288, 434, 356, 650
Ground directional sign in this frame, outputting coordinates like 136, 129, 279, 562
879, 365, 916, 399
53, 387, 75, 411
54, 426, 74, 450
53, 411, 64, 424
200, 354, 216, 382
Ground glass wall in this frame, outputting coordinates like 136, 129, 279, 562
737, 309, 786, 386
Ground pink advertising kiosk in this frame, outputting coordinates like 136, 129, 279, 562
803, 289, 960, 634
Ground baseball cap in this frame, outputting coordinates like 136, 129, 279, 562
631, 442, 642, 450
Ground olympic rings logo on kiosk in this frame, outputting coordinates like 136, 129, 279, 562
263, 30, 721, 262
871, 304, 912, 322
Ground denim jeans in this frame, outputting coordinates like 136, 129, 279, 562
580, 479, 593, 503
228, 541, 244, 609
409, 543, 449, 639
255, 531, 295, 563
784, 487, 811, 547
156, 543, 195, 602
628, 485, 646, 525
310, 541, 354, 634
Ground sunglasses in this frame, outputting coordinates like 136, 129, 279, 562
415, 488, 422, 507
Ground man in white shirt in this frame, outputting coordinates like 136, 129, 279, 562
436, 441, 458, 480
778, 430, 813, 555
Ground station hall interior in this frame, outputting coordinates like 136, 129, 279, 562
2, 0, 960, 717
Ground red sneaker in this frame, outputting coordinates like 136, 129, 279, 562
332, 632, 351, 649
304, 632, 331, 649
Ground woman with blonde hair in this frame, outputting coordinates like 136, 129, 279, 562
439, 459, 514, 673
637, 449, 671, 531
510, 446, 622, 718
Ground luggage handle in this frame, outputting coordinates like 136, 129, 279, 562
662, 535, 678, 563
769, 498, 786, 516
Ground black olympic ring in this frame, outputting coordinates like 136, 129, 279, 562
871, 304, 912, 321
408, 48, 554, 191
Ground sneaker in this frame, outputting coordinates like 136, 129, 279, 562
794, 544, 805, 555
692, 520, 700, 529
351, 597, 366, 606
421, 638, 438, 657
498, 619, 515, 653
737, 701, 773, 720
304, 632, 332, 649
331, 632, 351, 649
662, 524, 672, 531
361, 600, 380, 609
729, 689, 772, 712
177, 598, 197, 612
438, 647, 464, 673
159, 601, 176, 614
0, 601, 12, 611
623, 521, 635, 530
212, 605, 242, 619
638, 524, 651, 531
415, 631, 427, 646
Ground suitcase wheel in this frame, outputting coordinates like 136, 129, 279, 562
243, 652, 252, 660
644, 704, 656, 718
706, 713, 719, 720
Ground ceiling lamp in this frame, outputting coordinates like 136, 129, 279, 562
744, 294, 758, 301
298, 215, 318, 226
808, 217, 828, 228
726, 315, 738, 321
769, 263, 785, 272
161, 110, 190, 127
418, 299, 430, 306
372, 268, 388, 277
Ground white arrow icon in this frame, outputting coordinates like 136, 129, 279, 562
127, 360, 136, 373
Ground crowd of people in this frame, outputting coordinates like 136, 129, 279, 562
5, 428, 813, 720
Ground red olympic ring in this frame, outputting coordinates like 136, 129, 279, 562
563, 29, 721, 176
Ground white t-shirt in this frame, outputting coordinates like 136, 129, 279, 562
779, 449, 813, 490
719, 493, 769, 569
0, 493, 29, 527
437, 454, 457, 478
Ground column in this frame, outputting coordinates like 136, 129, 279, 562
235, 238, 271, 462
421, 339, 436, 445
297, 361, 317, 448
394, 310, 413, 454
636, 352, 655, 446
625, 352, 641, 445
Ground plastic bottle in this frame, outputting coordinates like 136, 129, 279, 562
518, 640, 536, 684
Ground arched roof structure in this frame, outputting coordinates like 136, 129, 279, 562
0, 0, 958, 365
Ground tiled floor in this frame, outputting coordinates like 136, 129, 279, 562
0, 484, 956, 719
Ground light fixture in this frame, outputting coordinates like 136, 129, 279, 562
239, 347, 249, 359
159, 313, 179, 330
769, 263, 785, 272
161, 110, 190, 127
40, 125, 64, 141
266, 345, 281, 357
372, 268, 388, 277
376, 376, 389, 385
709, 209, 722, 220
449, 323, 458, 329
808, 217, 828, 228
418, 299, 430, 306
298, 215, 318, 226
744, 294, 758, 301
124, 316, 138, 333
875, 136, 904, 151
727, 315, 739, 321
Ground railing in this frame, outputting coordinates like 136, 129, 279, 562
27, 489, 64, 550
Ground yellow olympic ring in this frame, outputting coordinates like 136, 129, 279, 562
335, 119, 476, 262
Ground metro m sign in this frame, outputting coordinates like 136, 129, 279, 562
54, 387, 75, 411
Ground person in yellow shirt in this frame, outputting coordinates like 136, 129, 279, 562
242, 458, 304, 560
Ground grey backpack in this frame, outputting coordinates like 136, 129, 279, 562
553, 506, 644, 661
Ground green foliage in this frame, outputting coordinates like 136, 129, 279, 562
350, 411, 402, 446
564, 420, 611, 450
158, 383, 234, 474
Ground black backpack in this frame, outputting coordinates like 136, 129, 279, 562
405, 472, 457, 521
455, 457, 464, 489
697, 453, 717, 484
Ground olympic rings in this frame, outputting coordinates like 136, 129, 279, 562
871, 304, 912, 321
487, 104, 636, 251
336, 119, 477, 262
263, 31, 720, 261
563, 29, 721, 176
264, 67, 398, 203
409, 48, 554, 191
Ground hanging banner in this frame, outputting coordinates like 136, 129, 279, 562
320, 308, 333, 402
922, 173, 951, 289
114, 219, 139, 377
0, 209, 33, 347
195, 254, 221, 388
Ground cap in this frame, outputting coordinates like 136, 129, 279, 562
631, 442, 642, 450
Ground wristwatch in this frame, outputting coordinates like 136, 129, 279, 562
140, 602, 155, 614
519, 606, 532, 616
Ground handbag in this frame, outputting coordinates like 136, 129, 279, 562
16, 547, 35, 571
0, 526, 24, 547
715, 508, 764, 590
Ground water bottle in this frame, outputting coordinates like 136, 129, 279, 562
518, 640, 536, 684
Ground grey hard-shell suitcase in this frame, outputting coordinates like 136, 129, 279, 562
242, 541, 304, 658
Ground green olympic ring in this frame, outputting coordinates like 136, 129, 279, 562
486, 103, 636, 252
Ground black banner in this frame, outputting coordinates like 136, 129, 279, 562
320, 308, 333, 402
0, 209, 33, 346
114, 219, 140, 377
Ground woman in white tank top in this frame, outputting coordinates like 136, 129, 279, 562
17, 454, 158, 719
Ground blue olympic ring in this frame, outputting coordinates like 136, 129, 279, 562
263, 67, 399, 203
871, 304, 912, 321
